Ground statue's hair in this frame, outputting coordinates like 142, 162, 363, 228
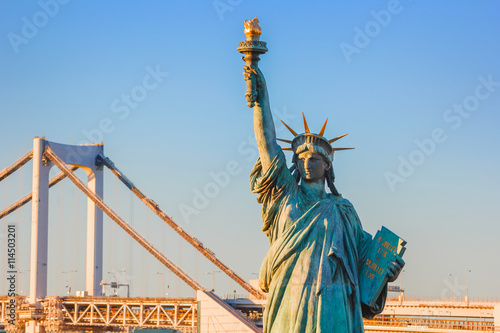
295, 143, 332, 162
290, 152, 340, 197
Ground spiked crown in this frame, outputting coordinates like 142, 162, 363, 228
278, 113, 353, 162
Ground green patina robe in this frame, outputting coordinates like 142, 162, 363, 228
251, 152, 386, 333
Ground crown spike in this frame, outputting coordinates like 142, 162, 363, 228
318, 118, 328, 136
302, 113, 310, 133
331, 148, 354, 151
277, 138, 293, 144
281, 120, 298, 136
328, 133, 348, 144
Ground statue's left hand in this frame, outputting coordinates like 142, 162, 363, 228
386, 256, 405, 283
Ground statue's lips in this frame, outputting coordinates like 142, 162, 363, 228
304, 170, 314, 177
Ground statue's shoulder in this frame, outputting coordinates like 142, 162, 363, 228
328, 194, 354, 208
327, 195, 364, 231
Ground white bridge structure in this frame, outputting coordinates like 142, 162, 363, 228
0, 138, 499, 332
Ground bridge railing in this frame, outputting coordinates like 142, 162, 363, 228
399, 296, 500, 303
364, 316, 496, 331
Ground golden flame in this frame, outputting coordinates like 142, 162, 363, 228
244, 17, 262, 36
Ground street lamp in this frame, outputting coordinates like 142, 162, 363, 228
155, 272, 165, 297
448, 273, 453, 301
107, 269, 126, 281
206, 270, 220, 292
466, 269, 471, 306
62, 270, 77, 296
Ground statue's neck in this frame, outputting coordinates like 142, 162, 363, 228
300, 179, 327, 201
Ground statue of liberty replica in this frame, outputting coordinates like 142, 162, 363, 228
238, 19, 404, 332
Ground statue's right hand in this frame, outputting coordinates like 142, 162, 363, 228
242, 65, 255, 81
243, 65, 266, 88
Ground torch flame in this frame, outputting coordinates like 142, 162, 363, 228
244, 17, 262, 36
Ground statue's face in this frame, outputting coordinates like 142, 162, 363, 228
297, 151, 329, 182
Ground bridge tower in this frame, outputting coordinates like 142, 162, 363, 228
1, 136, 264, 332
28, 137, 104, 332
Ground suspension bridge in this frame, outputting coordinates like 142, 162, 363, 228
0, 137, 499, 332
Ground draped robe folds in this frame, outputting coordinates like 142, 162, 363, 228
250, 152, 387, 333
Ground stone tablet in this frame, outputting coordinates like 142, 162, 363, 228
360, 226, 407, 308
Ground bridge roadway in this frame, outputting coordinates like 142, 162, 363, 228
0, 295, 197, 332
383, 299, 496, 317
365, 299, 498, 332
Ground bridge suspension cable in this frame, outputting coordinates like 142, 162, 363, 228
98, 154, 265, 300
0, 150, 32, 182
43, 144, 205, 292
0, 166, 79, 220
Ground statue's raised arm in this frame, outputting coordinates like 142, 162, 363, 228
237, 18, 279, 172
243, 65, 281, 171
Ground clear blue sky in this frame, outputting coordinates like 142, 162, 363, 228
0, 1, 499, 299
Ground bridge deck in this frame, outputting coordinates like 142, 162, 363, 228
1, 296, 197, 332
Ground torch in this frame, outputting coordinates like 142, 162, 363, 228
237, 18, 268, 108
